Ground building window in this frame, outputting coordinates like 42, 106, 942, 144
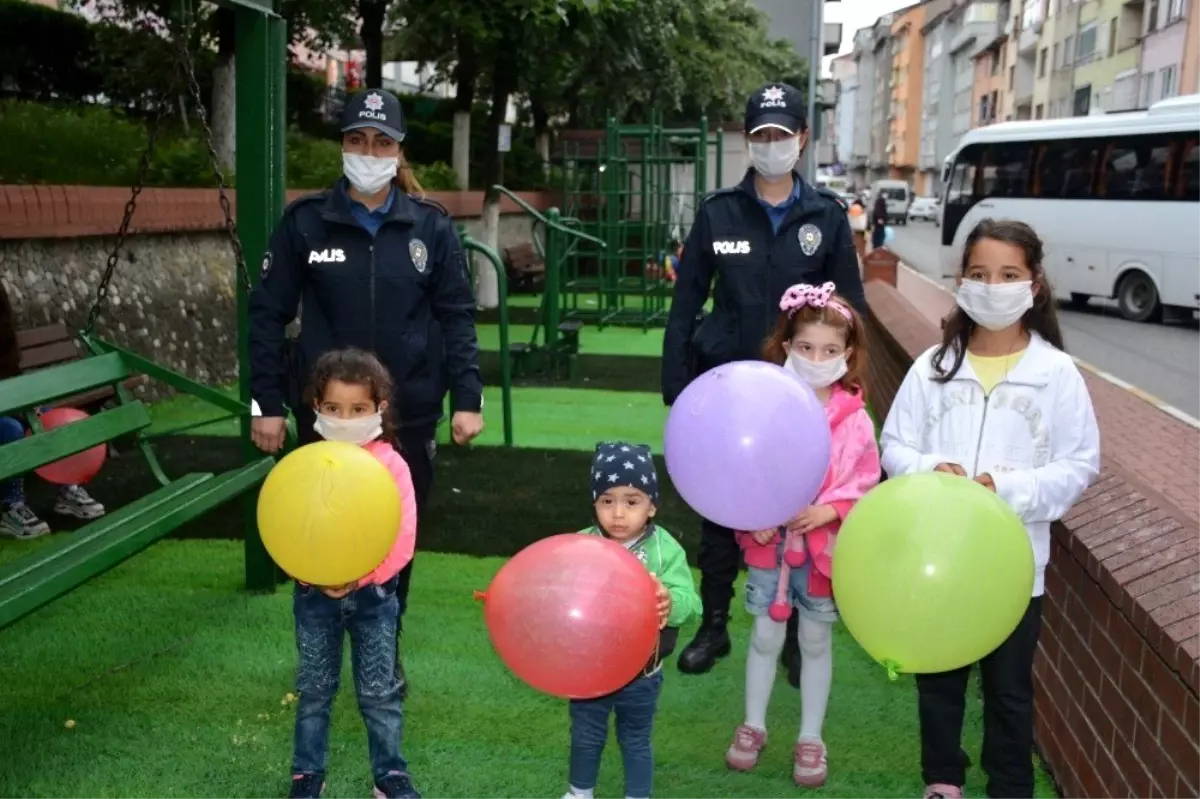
1009, 65, 1016, 90
1141, 72, 1156, 105
1167, 0, 1185, 23
1160, 64, 1178, 98
1147, 0, 1160, 32
1073, 84, 1091, 116
1076, 23, 1097, 64
1108, 18, 1118, 55
1053, 43, 1060, 68
1038, 47, 1048, 77
991, 50, 1001, 76
1064, 35, 1074, 64
1035, 103, 1044, 119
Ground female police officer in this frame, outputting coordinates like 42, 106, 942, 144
248, 88, 484, 624
662, 82, 868, 679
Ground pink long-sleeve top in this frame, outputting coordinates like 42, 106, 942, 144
735, 384, 881, 598
358, 439, 418, 586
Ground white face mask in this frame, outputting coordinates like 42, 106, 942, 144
956, 280, 1034, 331
342, 153, 397, 195
785, 352, 847, 389
748, 138, 800, 180
313, 412, 383, 446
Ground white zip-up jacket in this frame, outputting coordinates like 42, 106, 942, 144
879, 332, 1101, 596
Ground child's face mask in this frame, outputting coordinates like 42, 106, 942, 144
313, 412, 382, 446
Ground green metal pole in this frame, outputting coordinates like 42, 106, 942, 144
545, 207, 563, 352
237, 5, 282, 593
715, 128, 725, 190
459, 235, 513, 446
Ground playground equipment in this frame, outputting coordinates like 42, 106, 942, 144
488, 187, 607, 379
0, 0, 287, 630
556, 110, 724, 329
457, 235, 514, 446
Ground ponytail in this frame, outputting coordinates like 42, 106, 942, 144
396, 148, 425, 198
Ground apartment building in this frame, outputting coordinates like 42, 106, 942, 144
870, 16, 898, 179
1139, 0, 1193, 105
1045, 0, 1078, 118
1184, 0, 1199, 93
831, 53, 858, 166
917, 0, 1000, 194
971, 21, 1009, 126
850, 26, 878, 186
888, 4, 931, 183
1065, 0, 1143, 113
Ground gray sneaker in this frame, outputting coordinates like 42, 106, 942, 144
54, 485, 106, 520
1, 503, 51, 539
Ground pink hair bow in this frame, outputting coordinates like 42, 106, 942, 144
779, 281, 851, 321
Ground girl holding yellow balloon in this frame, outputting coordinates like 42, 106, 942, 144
257, 349, 420, 799
878, 220, 1099, 799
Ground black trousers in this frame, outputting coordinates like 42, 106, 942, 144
293, 405, 435, 618
696, 519, 740, 615
916, 597, 1043, 798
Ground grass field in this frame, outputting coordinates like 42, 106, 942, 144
0, 316, 1057, 798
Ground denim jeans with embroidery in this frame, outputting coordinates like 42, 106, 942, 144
291, 578, 407, 779
0, 417, 25, 506
568, 670, 664, 798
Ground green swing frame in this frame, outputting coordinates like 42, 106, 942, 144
0, 0, 288, 632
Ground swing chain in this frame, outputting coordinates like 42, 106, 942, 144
83, 12, 251, 337
175, 19, 252, 296
83, 74, 181, 337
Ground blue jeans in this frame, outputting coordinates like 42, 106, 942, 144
0, 416, 25, 506
292, 579, 407, 780
568, 671, 664, 799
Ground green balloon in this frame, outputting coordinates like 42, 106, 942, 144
832, 472, 1034, 677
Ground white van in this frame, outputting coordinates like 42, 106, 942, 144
870, 179, 911, 225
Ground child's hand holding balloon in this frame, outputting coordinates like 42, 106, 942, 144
651, 574, 671, 630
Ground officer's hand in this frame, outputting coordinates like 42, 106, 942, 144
252, 416, 288, 454
451, 411, 484, 445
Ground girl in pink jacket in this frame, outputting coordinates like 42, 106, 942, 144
287, 348, 420, 799
724, 282, 880, 789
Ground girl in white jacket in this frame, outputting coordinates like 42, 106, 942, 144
879, 219, 1100, 799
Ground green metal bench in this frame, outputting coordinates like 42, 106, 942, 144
0, 342, 274, 630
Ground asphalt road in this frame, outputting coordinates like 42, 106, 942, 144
888, 223, 1200, 419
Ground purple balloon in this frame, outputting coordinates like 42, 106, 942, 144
664, 360, 832, 532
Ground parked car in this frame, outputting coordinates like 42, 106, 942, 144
907, 196, 940, 223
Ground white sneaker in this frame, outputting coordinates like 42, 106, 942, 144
1, 503, 51, 538
54, 485, 106, 520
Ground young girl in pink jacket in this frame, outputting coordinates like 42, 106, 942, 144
724, 282, 881, 788
287, 348, 420, 799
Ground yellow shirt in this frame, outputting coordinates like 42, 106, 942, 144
966, 349, 1027, 395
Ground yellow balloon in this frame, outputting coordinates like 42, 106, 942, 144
257, 440, 401, 586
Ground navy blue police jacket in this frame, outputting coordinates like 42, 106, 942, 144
661, 169, 867, 406
248, 181, 483, 429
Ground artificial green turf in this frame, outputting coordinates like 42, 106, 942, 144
0, 541, 1055, 799
475, 324, 666, 357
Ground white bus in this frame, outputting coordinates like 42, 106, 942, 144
939, 95, 1200, 322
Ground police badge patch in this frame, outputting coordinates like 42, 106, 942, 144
260, 251, 272, 278
409, 238, 429, 273
798, 223, 822, 256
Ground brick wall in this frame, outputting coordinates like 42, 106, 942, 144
0, 185, 556, 239
863, 279, 1200, 798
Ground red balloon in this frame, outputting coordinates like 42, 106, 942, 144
481, 534, 660, 699
30, 408, 107, 485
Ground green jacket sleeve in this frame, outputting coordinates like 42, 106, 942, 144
655, 529, 701, 627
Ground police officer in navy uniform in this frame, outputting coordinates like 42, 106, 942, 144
662, 82, 867, 679
248, 88, 485, 626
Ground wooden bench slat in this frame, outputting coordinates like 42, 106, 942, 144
0, 352, 133, 416
0, 458, 274, 630
0, 401, 151, 482
15, 324, 73, 350
19, 340, 82, 371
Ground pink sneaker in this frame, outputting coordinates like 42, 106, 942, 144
924, 784, 963, 798
793, 737, 828, 787
725, 724, 767, 771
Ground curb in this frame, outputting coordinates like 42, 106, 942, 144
896, 262, 1200, 431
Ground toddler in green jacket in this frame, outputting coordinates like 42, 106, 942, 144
564, 441, 701, 799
